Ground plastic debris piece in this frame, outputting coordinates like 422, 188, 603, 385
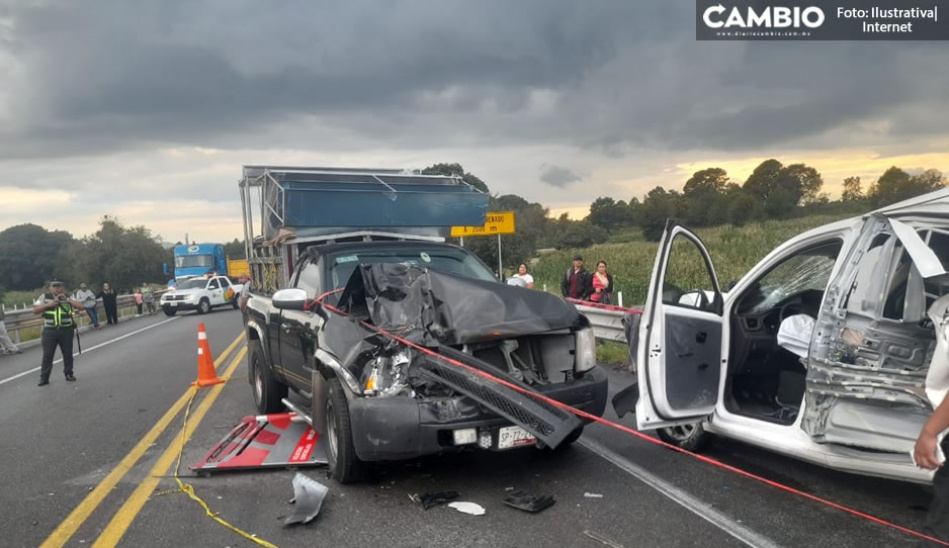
410, 490, 461, 510
584, 530, 625, 548
447, 502, 486, 516
284, 473, 329, 526
504, 490, 556, 513
583, 492, 604, 498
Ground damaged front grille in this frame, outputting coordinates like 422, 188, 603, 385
414, 352, 581, 449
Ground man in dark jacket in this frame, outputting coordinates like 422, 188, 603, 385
561, 254, 592, 300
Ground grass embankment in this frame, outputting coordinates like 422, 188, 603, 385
533, 215, 851, 307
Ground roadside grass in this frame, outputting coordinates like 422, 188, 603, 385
534, 215, 852, 305
596, 340, 630, 368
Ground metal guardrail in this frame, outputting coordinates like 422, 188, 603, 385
573, 303, 628, 342
1, 291, 167, 347
569, 298, 642, 344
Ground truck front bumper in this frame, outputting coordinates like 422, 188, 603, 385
347, 366, 608, 462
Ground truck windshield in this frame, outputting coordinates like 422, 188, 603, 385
328, 247, 497, 290
175, 255, 214, 268
177, 278, 208, 290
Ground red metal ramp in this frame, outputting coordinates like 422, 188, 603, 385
190, 413, 327, 474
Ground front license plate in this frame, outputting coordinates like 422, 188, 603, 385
497, 426, 535, 449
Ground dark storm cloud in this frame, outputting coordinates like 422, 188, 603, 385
0, 0, 947, 162
540, 164, 582, 188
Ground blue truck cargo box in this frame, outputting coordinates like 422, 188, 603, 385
267, 175, 488, 229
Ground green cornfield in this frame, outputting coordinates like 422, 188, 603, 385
532, 215, 852, 307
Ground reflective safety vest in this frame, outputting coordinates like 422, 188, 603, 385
41, 295, 74, 328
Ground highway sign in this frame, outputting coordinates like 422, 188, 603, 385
451, 211, 515, 238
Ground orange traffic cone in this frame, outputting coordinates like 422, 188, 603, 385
192, 323, 224, 387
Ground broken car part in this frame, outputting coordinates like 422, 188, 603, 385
285, 473, 329, 526
503, 490, 555, 513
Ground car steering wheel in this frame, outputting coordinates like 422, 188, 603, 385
779, 299, 804, 323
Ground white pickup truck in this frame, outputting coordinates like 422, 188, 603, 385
159, 275, 243, 316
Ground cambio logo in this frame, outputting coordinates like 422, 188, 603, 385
703, 4, 825, 29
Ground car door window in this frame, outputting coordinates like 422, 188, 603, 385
663, 234, 718, 312
208, 280, 219, 290
219, 277, 230, 288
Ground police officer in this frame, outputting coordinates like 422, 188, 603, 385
33, 281, 83, 386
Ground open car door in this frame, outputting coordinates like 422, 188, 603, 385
636, 221, 725, 430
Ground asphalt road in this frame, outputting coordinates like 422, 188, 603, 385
0, 309, 940, 548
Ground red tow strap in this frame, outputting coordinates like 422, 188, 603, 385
313, 295, 946, 546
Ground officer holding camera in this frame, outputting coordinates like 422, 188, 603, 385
32, 281, 83, 386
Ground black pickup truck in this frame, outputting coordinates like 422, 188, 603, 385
244, 239, 608, 482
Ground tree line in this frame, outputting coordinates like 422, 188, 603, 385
0, 217, 174, 294
1, 161, 943, 294
428, 161, 947, 273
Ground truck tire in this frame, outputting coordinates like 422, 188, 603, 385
326, 377, 364, 484
657, 421, 710, 452
163, 306, 177, 317
249, 340, 287, 414
197, 299, 211, 315
231, 299, 239, 309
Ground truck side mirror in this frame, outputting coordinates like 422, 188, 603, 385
273, 288, 308, 310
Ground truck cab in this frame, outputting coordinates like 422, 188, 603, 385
238, 166, 609, 483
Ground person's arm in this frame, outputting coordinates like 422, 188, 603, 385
915, 397, 949, 469
33, 297, 52, 315
527, 275, 534, 289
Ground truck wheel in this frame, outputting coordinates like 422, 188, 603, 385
657, 422, 710, 452
249, 340, 287, 414
197, 299, 211, 314
163, 306, 177, 317
326, 377, 363, 484
231, 299, 239, 309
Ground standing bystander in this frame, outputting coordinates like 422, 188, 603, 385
134, 289, 144, 315
74, 283, 101, 330
98, 283, 118, 325
238, 273, 253, 313
560, 254, 592, 300
0, 303, 23, 355
142, 283, 156, 315
33, 281, 82, 385
914, 294, 949, 543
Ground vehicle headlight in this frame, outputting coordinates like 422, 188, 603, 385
185, 294, 196, 302
363, 349, 413, 397
575, 327, 596, 373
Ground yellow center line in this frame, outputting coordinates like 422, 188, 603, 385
92, 345, 248, 548
40, 331, 246, 548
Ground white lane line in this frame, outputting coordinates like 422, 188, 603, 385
580, 438, 783, 548
0, 317, 180, 387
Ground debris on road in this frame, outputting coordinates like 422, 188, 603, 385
583, 492, 604, 498
447, 502, 486, 516
190, 413, 326, 474
409, 490, 461, 510
285, 473, 329, 526
503, 490, 555, 513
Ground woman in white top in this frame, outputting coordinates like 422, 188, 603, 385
513, 263, 534, 289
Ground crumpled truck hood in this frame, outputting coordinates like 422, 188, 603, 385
337, 263, 587, 346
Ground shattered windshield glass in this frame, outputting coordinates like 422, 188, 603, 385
739, 241, 842, 314
328, 247, 497, 290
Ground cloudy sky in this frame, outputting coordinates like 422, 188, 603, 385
1, 1, 948, 243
